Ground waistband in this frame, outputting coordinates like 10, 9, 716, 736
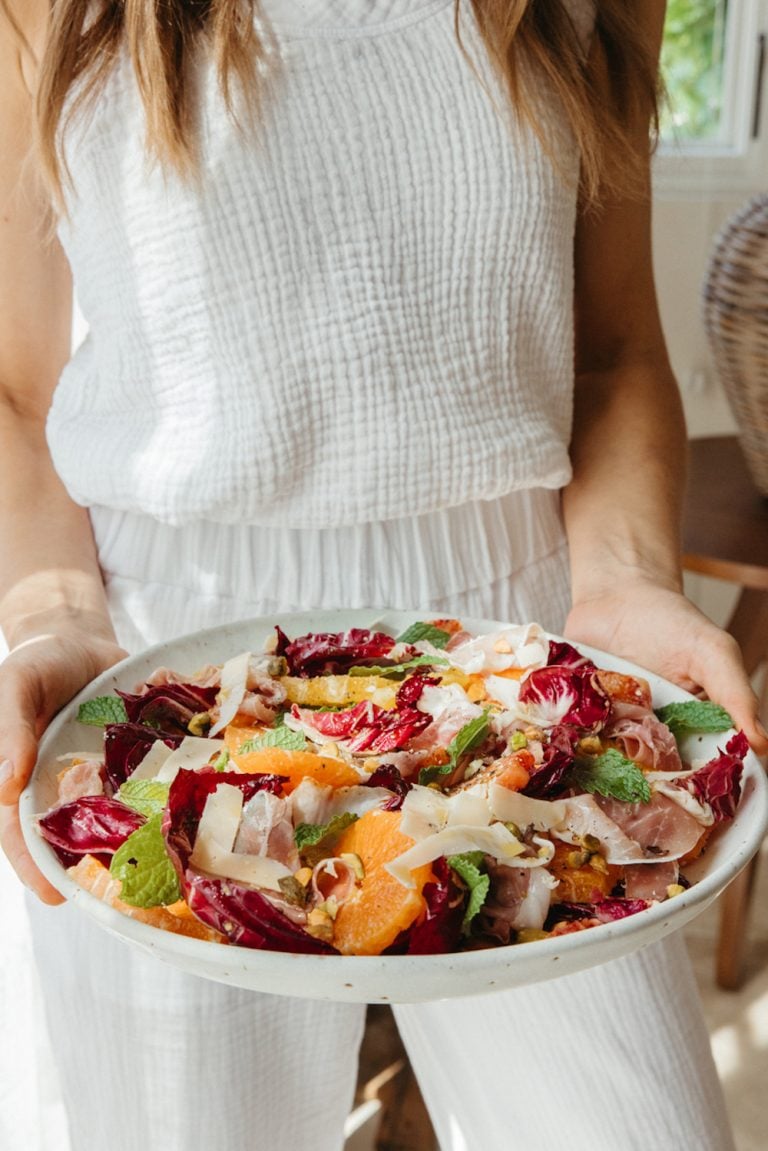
91, 488, 566, 611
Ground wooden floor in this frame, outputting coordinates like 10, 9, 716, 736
355, 1006, 438, 1151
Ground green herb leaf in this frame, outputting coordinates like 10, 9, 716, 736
396, 622, 453, 649
239, 726, 307, 753
109, 813, 181, 907
571, 749, 651, 805
77, 695, 128, 726
294, 812, 359, 867
655, 700, 733, 737
115, 779, 171, 819
447, 851, 491, 934
417, 713, 491, 787
347, 654, 449, 678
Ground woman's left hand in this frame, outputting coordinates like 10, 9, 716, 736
564, 581, 768, 757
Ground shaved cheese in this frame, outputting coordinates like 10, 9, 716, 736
446, 791, 491, 829
486, 783, 567, 832
189, 783, 292, 890
399, 786, 451, 841
447, 624, 548, 675
209, 651, 252, 737
193, 783, 244, 855
485, 675, 523, 711
385, 824, 526, 888
127, 740, 176, 782
155, 736, 225, 783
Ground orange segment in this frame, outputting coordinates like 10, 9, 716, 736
331, 810, 434, 956
68, 854, 226, 943
226, 743, 363, 792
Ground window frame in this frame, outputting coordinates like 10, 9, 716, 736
653, 0, 768, 200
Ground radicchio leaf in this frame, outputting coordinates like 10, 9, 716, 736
385, 858, 464, 955
685, 730, 747, 823
522, 725, 578, 799
291, 698, 432, 755
38, 796, 146, 868
277, 628, 398, 676
184, 873, 337, 954
518, 666, 610, 732
117, 683, 218, 735
547, 897, 651, 928
363, 765, 413, 810
547, 640, 595, 670
103, 724, 183, 793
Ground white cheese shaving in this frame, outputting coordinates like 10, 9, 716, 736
208, 650, 252, 737
154, 736, 226, 783
485, 783, 568, 832
385, 824, 526, 889
189, 783, 291, 891
127, 740, 177, 782
446, 624, 548, 675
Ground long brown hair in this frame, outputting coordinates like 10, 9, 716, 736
6, 1, 661, 207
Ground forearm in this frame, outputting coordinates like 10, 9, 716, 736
0, 404, 114, 649
563, 354, 687, 604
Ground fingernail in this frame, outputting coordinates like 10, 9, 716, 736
0, 759, 14, 788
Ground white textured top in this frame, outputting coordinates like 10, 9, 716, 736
48, 0, 594, 529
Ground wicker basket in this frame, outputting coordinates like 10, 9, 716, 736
702, 193, 768, 497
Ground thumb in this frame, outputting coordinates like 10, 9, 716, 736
687, 634, 768, 758
0, 718, 39, 805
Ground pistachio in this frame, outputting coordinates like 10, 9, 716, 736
294, 867, 314, 887
588, 854, 609, 875
666, 884, 686, 899
516, 928, 550, 944
581, 834, 601, 854
339, 852, 365, 881
567, 849, 590, 869
187, 711, 211, 736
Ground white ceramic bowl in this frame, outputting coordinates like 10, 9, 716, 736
20, 610, 768, 1003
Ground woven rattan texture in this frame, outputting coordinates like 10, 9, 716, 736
703, 193, 768, 496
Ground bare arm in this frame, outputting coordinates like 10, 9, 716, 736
0, 1, 125, 899
563, 0, 767, 751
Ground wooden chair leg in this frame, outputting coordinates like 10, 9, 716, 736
716, 854, 761, 990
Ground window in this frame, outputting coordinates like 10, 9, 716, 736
654, 0, 768, 198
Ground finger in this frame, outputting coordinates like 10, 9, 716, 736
687, 633, 768, 757
0, 718, 39, 805
0, 804, 65, 905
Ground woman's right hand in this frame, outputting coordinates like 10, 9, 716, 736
0, 629, 127, 902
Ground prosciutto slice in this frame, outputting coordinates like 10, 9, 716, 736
595, 792, 705, 861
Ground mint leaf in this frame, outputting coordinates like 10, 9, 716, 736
418, 712, 491, 786
571, 749, 651, 805
212, 748, 230, 771
655, 701, 733, 737
239, 725, 307, 753
396, 622, 452, 649
348, 654, 449, 678
116, 779, 171, 819
295, 812, 358, 850
77, 695, 128, 726
447, 851, 491, 934
109, 814, 181, 907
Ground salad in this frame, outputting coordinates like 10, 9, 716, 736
36, 619, 747, 957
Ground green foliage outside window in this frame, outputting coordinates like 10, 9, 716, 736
661, 0, 729, 142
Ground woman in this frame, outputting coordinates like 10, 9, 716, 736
0, 2, 763, 1149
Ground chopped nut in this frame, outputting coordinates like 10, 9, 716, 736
666, 884, 685, 899
339, 852, 365, 881
577, 736, 602, 755
467, 681, 488, 703
187, 712, 211, 736
588, 854, 609, 875
567, 849, 590, 869
493, 638, 513, 654
580, 834, 601, 854
294, 867, 314, 887
320, 742, 340, 759
516, 928, 550, 944
523, 726, 544, 742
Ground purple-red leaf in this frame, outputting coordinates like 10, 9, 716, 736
363, 765, 413, 810
291, 699, 432, 755
103, 724, 183, 793
547, 640, 595, 670
522, 725, 578, 799
278, 628, 398, 676
117, 683, 218, 736
184, 873, 337, 954
686, 730, 747, 822
519, 666, 610, 731
38, 796, 146, 868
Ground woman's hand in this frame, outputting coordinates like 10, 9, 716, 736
0, 629, 127, 902
564, 580, 768, 756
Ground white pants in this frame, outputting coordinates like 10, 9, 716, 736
26, 493, 735, 1151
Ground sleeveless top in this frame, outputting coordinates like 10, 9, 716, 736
47, 0, 595, 530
